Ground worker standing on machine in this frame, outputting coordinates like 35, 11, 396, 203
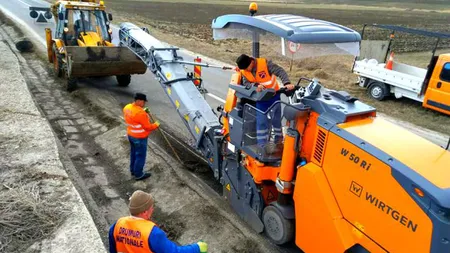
235, 54, 295, 147
109, 190, 208, 253
123, 93, 159, 180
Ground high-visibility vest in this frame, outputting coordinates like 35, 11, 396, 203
123, 103, 151, 138
113, 216, 156, 253
240, 58, 280, 91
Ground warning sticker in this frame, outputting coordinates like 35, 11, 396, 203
226, 184, 231, 191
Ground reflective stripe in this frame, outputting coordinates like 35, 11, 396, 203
128, 124, 142, 128
130, 129, 145, 133
260, 76, 277, 88
257, 136, 267, 140
240, 58, 279, 91
257, 129, 268, 134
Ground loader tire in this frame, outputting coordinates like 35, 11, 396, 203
117, 75, 131, 87
52, 44, 63, 78
67, 77, 77, 92
262, 206, 294, 245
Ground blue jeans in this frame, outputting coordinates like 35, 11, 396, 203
128, 136, 148, 177
256, 94, 282, 146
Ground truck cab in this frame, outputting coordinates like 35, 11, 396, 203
423, 54, 450, 114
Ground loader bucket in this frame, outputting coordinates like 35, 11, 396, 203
65, 46, 147, 78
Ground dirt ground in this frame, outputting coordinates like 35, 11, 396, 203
105, 0, 450, 135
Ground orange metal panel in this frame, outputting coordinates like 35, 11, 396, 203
299, 112, 319, 162
222, 88, 237, 139
293, 162, 355, 253
322, 131, 433, 253
423, 54, 450, 115
279, 132, 297, 183
244, 155, 279, 183
340, 117, 450, 189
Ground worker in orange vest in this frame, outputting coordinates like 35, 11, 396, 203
123, 93, 160, 180
236, 54, 295, 148
109, 190, 208, 253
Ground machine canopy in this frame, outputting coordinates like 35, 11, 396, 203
212, 14, 361, 59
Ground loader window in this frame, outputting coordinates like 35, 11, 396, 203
67, 10, 109, 41
440, 63, 450, 82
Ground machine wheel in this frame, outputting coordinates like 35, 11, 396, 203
262, 206, 294, 245
52, 44, 63, 78
67, 77, 77, 92
368, 81, 388, 101
117, 74, 131, 87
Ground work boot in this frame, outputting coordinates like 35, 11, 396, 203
135, 172, 151, 181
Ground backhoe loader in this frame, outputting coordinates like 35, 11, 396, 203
30, 0, 146, 91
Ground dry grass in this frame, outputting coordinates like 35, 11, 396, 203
0, 184, 71, 252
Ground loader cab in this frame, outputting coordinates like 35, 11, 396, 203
62, 7, 111, 46
423, 54, 450, 114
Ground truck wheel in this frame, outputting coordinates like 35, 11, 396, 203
67, 77, 77, 92
368, 82, 388, 101
117, 74, 131, 87
262, 206, 294, 245
52, 44, 62, 78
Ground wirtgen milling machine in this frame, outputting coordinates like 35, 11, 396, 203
30, 0, 146, 91
118, 4, 450, 253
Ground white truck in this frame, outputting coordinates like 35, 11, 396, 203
353, 57, 428, 102
352, 24, 450, 116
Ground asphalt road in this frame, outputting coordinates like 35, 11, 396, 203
0, 0, 229, 145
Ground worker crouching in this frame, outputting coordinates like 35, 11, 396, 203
123, 93, 160, 180
109, 190, 207, 253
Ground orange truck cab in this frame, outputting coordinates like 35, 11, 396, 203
422, 54, 450, 114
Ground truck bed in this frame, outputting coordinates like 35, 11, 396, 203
353, 59, 427, 101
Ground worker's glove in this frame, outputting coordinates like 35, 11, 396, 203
144, 107, 150, 113
256, 85, 265, 93
154, 121, 160, 127
285, 84, 295, 90
197, 241, 208, 253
